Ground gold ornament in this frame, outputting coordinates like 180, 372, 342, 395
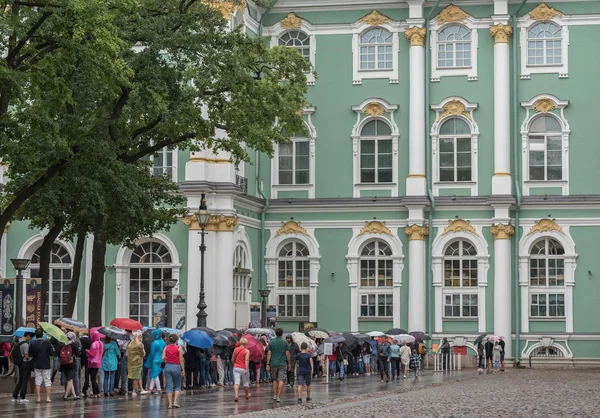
443, 219, 477, 236
364, 103, 385, 117
528, 219, 563, 235
359, 10, 392, 26
3, 221, 9, 234
533, 98, 556, 113
529, 3, 563, 21
438, 99, 471, 121
404, 225, 429, 241
435, 4, 470, 24
183, 214, 239, 232
358, 221, 392, 236
207, 1, 237, 20
405, 27, 426, 47
275, 221, 308, 237
490, 24, 513, 44
490, 224, 515, 240
280, 12, 302, 29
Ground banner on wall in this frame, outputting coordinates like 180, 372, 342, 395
172, 294, 186, 330
0, 279, 15, 335
267, 305, 277, 328
25, 278, 42, 329
152, 294, 166, 328
249, 303, 261, 328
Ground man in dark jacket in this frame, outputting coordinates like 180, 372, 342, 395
484, 339, 494, 370
12, 332, 34, 403
29, 328, 55, 403
441, 338, 450, 371
286, 336, 300, 387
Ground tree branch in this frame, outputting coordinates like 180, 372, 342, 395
6, 12, 53, 67
108, 87, 132, 141
131, 116, 163, 140
119, 132, 197, 163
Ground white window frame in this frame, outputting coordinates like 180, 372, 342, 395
358, 240, 394, 319
352, 22, 400, 85
519, 15, 569, 79
520, 95, 570, 196
430, 19, 479, 82
267, 22, 316, 86
431, 97, 479, 196
351, 99, 399, 198
360, 293, 393, 318
150, 146, 177, 182
530, 293, 565, 318
278, 293, 310, 319
271, 107, 316, 199
359, 121, 394, 185
441, 240, 479, 319
443, 293, 478, 319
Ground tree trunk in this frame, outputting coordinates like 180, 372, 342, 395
88, 217, 106, 327
38, 219, 64, 322
64, 225, 86, 319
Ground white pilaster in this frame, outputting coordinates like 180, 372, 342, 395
84, 235, 93, 325
408, 239, 426, 331
213, 230, 235, 329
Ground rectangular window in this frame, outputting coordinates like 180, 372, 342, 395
279, 140, 310, 185
531, 293, 564, 317
360, 139, 392, 183
278, 294, 309, 318
529, 136, 562, 181
530, 259, 564, 287
360, 260, 392, 287
360, 294, 393, 317
444, 260, 477, 287
444, 294, 478, 318
151, 147, 175, 180
439, 138, 471, 182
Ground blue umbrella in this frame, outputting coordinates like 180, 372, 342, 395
182, 329, 214, 349
14, 327, 36, 337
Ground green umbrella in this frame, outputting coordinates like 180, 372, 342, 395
39, 322, 68, 344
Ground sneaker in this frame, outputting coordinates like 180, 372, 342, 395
18, 399, 30, 404
381, 379, 384, 383
211, 384, 216, 388
273, 396, 277, 401
139, 390, 149, 395
276, 397, 281, 403
306, 397, 312, 402
11, 398, 18, 403
131, 392, 137, 396
298, 398, 302, 403
173, 403, 180, 408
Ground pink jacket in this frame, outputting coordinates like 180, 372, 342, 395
87, 330, 104, 368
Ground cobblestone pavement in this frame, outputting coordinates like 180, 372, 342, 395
234, 369, 600, 418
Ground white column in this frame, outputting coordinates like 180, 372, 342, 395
405, 24, 427, 196
490, 20, 513, 195
491, 223, 514, 358
519, 257, 529, 334
308, 258, 320, 323
405, 224, 428, 332
213, 230, 234, 330
347, 258, 359, 332
432, 258, 443, 333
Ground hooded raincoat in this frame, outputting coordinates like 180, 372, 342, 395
144, 329, 166, 379
102, 340, 121, 371
87, 330, 105, 369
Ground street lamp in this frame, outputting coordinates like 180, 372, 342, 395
162, 276, 178, 328
258, 289, 271, 328
11, 258, 31, 330
195, 193, 211, 327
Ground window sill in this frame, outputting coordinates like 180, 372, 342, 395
529, 317, 566, 321
434, 181, 476, 186
277, 317, 309, 321
272, 184, 314, 189
524, 180, 567, 185
355, 183, 397, 187
358, 317, 393, 322
442, 317, 478, 321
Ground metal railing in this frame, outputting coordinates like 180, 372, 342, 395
433, 352, 462, 371
235, 174, 248, 193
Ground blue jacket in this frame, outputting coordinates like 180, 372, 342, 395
102, 341, 120, 371
144, 329, 166, 379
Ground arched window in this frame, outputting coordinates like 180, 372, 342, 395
359, 240, 393, 317
529, 238, 565, 318
278, 133, 309, 185
438, 25, 471, 68
360, 119, 392, 184
279, 30, 310, 62
439, 118, 472, 182
359, 28, 393, 70
128, 241, 172, 326
277, 242, 309, 318
31, 243, 72, 322
527, 22, 562, 66
528, 115, 562, 181
443, 240, 478, 318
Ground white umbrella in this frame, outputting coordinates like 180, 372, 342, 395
391, 334, 415, 344
367, 331, 385, 337
291, 332, 317, 351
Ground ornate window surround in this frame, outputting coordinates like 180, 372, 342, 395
351, 98, 399, 198
346, 222, 404, 332
520, 94, 570, 196
431, 97, 479, 197
271, 107, 316, 199
431, 222, 489, 333
233, 226, 253, 307
518, 220, 577, 333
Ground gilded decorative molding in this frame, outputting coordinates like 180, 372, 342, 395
184, 214, 239, 232
3, 221, 9, 234
275, 221, 308, 237
359, 10, 392, 26
533, 98, 556, 113
404, 224, 429, 241
364, 103, 385, 117
528, 218, 563, 235
491, 224, 515, 240
438, 100, 472, 121
442, 219, 477, 236
490, 24, 513, 44
358, 221, 392, 237
280, 12, 302, 29
207, 1, 237, 20
529, 3, 563, 21
405, 27, 427, 47
435, 4, 470, 24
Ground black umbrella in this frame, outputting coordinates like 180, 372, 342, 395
222, 328, 242, 339
386, 328, 407, 335
99, 326, 131, 341
341, 333, 359, 350
354, 334, 371, 344
191, 327, 217, 338
142, 329, 154, 354
409, 331, 431, 341
215, 331, 236, 346
474, 333, 488, 344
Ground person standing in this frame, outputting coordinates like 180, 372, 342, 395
493, 341, 502, 371
484, 338, 494, 371
60, 332, 82, 400
86, 330, 104, 398
477, 341, 485, 372
144, 329, 166, 394
128, 330, 147, 395
361, 341, 372, 375
368, 337, 379, 374
102, 337, 120, 396
499, 338, 506, 372
377, 338, 391, 383
440, 338, 450, 371
389, 340, 400, 381
232, 338, 250, 402
161, 334, 185, 409
335, 341, 352, 381
11, 332, 34, 403
80, 333, 92, 397
0, 340, 11, 374
296, 342, 313, 403
28, 328, 55, 403
409, 348, 421, 378
399, 341, 411, 378
265, 328, 290, 403
117, 337, 130, 395
183, 345, 200, 390
286, 335, 299, 388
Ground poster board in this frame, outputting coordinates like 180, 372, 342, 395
0, 279, 15, 335
152, 294, 166, 328
172, 295, 186, 330
25, 278, 42, 328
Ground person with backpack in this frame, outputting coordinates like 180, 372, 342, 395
29, 328, 56, 403
11, 331, 34, 403
60, 332, 82, 400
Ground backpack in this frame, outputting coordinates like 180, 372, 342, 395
59, 344, 74, 365
9, 341, 25, 366
363, 343, 372, 355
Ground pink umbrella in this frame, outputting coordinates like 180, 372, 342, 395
241, 334, 265, 363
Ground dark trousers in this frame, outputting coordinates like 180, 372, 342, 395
89, 368, 100, 395
82, 364, 90, 395
391, 358, 400, 379
287, 359, 296, 385
0, 356, 9, 374
185, 368, 199, 388
478, 355, 484, 369
313, 358, 320, 377
378, 357, 389, 380
442, 352, 450, 370
13, 364, 32, 399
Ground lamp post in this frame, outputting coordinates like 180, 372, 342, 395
258, 289, 271, 328
11, 258, 31, 330
162, 276, 178, 328
195, 193, 211, 327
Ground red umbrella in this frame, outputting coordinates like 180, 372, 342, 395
242, 334, 265, 363
110, 318, 143, 331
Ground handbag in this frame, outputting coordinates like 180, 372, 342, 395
343, 359, 348, 366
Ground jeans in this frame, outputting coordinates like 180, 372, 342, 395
103, 370, 116, 394
329, 358, 336, 377
199, 358, 211, 385
163, 363, 182, 394
89, 368, 100, 395
13, 363, 32, 399
371, 355, 378, 373
73, 357, 82, 396
390, 358, 400, 379
260, 364, 270, 382
337, 360, 345, 379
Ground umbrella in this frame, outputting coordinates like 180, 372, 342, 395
386, 328, 407, 335
245, 328, 275, 339
14, 327, 37, 338
241, 334, 265, 363
110, 318, 143, 331
409, 331, 431, 341
324, 335, 345, 344
391, 334, 415, 344
488, 335, 503, 342
39, 322, 68, 344
183, 329, 214, 349
190, 327, 217, 338
474, 333, 488, 344
99, 326, 131, 341
54, 318, 88, 334
216, 330, 237, 345
290, 332, 317, 352
306, 328, 329, 339
367, 331, 385, 337
222, 328, 242, 338
142, 328, 155, 354
213, 334, 234, 347
353, 333, 371, 344
158, 327, 182, 336
341, 333, 359, 350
